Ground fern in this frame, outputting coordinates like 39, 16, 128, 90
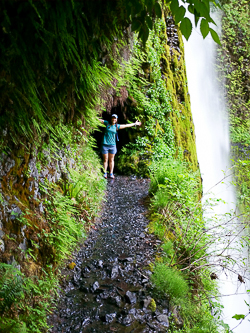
0, 264, 24, 314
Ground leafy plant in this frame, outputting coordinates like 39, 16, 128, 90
0, 263, 23, 314
152, 263, 189, 300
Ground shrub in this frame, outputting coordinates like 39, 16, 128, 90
151, 263, 189, 301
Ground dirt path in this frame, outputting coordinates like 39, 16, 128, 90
49, 176, 169, 332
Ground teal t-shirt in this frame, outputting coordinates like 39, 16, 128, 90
102, 120, 120, 145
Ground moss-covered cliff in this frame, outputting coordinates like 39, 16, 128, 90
116, 10, 198, 177
218, 0, 250, 210
0, 1, 203, 331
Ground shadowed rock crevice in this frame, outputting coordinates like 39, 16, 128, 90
49, 176, 171, 333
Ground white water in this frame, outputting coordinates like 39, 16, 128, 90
183, 14, 250, 332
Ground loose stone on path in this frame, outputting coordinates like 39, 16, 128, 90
49, 176, 170, 332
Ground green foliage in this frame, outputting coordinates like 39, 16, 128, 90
149, 157, 200, 209
42, 183, 83, 262
148, 157, 229, 332
38, 137, 105, 264
0, 263, 23, 314
217, 0, 250, 210
0, 0, 123, 150
117, 19, 176, 175
0, 263, 57, 333
152, 263, 189, 300
167, 0, 221, 44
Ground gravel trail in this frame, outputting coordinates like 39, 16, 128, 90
49, 176, 169, 333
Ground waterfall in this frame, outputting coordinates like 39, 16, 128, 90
183, 13, 250, 332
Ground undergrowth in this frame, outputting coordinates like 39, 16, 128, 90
0, 263, 57, 333
148, 157, 230, 332
218, 0, 250, 211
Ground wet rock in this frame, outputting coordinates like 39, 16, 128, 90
109, 295, 122, 307
79, 285, 89, 293
122, 314, 134, 326
143, 296, 152, 309
111, 264, 119, 279
125, 290, 137, 305
157, 314, 169, 327
91, 281, 99, 292
0, 239, 5, 252
82, 317, 91, 326
97, 260, 103, 268
103, 313, 116, 323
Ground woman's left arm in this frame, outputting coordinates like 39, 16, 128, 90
119, 120, 141, 130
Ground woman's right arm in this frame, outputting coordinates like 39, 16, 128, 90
98, 119, 104, 124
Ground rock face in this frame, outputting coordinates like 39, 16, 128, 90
0, 147, 75, 270
48, 176, 170, 332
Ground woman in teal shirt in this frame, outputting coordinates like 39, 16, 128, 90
99, 114, 141, 179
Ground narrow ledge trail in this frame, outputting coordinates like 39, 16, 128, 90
49, 176, 170, 333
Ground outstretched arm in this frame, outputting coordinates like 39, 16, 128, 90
119, 120, 141, 130
98, 118, 104, 124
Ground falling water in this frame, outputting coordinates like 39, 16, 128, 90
183, 12, 250, 332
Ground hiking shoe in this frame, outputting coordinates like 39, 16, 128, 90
103, 173, 107, 179
109, 173, 115, 179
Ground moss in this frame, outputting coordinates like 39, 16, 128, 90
217, 0, 250, 209
149, 298, 157, 312
117, 10, 199, 177
163, 13, 198, 171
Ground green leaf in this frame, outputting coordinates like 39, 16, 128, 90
134, 1, 143, 14
188, 5, 194, 14
209, 28, 221, 45
138, 25, 149, 46
174, 6, 186, 25
180, 17, 192, 41
125, 2, 132, 16
170, 0, 179, 15
132, 18, 142, 32
194, 9, 200, 27
200, 18, 209, 39
154, 2, 162, 18
197, 2, 210, 20
202, 0, 210, 11
145, 0, 154, 12
146, 16, 153, 30
244, 300, 250, 307
232, 314, 245, 320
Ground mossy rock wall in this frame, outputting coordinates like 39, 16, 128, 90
217, 0, 250, 208
116, 10, 198, 176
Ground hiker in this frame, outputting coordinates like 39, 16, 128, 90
99, 114, 141, 179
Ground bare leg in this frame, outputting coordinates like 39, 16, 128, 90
102, 154, 108, 172
108, 153, 115, 174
